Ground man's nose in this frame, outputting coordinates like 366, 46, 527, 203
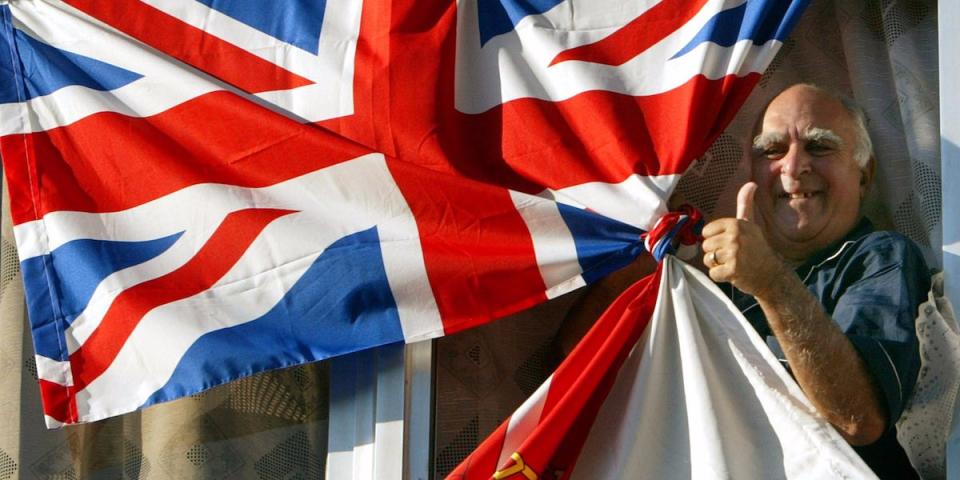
779, 146, 812, 178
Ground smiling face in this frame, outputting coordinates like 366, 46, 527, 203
751, 85, 871, 262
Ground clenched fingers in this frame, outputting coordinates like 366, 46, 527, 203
701, 218, 754, 285
701, 218, 741, 238
707, 256, 738, 283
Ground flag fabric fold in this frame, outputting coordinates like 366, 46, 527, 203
449, 261, 663, 480
454, 256, 877, 479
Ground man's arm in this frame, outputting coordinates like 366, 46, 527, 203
750, 263, 887, 445
702, 184, 887, 446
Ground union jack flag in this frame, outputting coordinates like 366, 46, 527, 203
0, 0, 806, 431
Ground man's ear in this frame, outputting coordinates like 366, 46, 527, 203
860, 156, 876, 196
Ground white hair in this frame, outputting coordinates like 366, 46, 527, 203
803, 84, 873, 168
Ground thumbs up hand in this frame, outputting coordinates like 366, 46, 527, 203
701, 182, 788, 298
736, 181, 757, 222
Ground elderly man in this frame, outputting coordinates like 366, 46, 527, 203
556, 84, 929, 478
702, 83, 928, 478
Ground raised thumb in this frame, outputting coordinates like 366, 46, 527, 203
736, 182, 757, 222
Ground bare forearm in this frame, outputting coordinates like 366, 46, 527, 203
755, 270, 887, 445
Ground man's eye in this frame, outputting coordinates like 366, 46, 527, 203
806, 142, 832, 154
763, 148, 785, 157
752, 145, 785, 159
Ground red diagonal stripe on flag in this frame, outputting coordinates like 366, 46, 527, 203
549, 0, 710, 67
70, 207, 296, 390
450, 262, 663, 479
63, 0, 314, 93
39, 379, 78, 424
0, 91, 370, 225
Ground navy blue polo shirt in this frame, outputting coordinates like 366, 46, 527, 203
729, 218, 930, 479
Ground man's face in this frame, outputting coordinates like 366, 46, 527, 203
751, 86, 868, 261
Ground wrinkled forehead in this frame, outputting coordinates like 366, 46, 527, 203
757, 88, 853, 138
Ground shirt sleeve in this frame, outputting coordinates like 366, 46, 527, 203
830, 234, 930, 425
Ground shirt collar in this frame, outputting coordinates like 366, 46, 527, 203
728, 217, 875, 308
794, 217, 874, 278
